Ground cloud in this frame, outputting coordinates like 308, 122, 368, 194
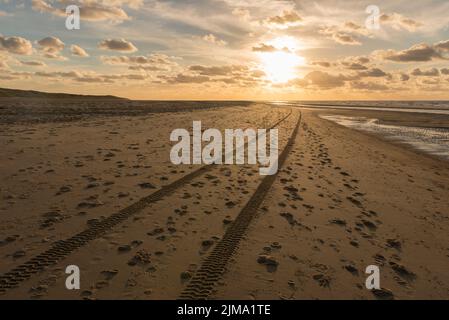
378, 43, 444, 62
98, 39, 138, 52
38, 36, 65, 52
319, 21, 373, 46
411, 68, 440, 77
339, 56, 371, 70
202, 34, 227, 46
35, 71, 82, 78
31, 0, 55, 13
331, 32, 361, 45
380, 13, 422, 32
320, 26, 362, 46
420, 78, 440, 85
351, 81, 389, 91
265, 10, 302, 29
94, 0, 143, 9
74, 76, 115, 83
232, 8, 250, 21
157, 63, 264, 87
357, 68, 389, 78
37, 36, 66, 59
79, 4, 130, 22
341, 62, 368, 70
100, 54, 175, 71
311, 61, 332, 68
343, 22, 370, 36
434, 40, 449, 51
32, 0, 132, 23
128, 65, 165, 71
0, 71, 33, 81
189, 65, 248, 76
252, 43, 277, 52
163, 74, 210, 84
71, 45, 89, 57
20, 60, 46, 67
0, 36, 33, 55
4, 0, 449, 98
292, 71, 347, 89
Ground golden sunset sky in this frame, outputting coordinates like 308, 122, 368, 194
1, 0, 449, 100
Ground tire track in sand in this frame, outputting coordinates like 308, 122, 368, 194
179, 112, 302, 300
0, 108, 292, 294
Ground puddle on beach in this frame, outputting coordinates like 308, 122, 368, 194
320, 115, 449, 160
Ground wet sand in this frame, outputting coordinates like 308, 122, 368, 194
0, 102, 448, 300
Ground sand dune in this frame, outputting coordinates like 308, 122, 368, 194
0, 87, 125, 100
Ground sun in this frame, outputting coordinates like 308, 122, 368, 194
258, 36, 305, 84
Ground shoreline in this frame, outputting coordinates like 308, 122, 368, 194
316, 111, 449, 165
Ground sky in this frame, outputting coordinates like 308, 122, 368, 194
0, 0, 449, 100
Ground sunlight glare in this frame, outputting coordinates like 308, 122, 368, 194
259, 36, 305, 84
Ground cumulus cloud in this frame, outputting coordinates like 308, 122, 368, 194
343, 22, 371, 36
434, 40, 449, 51
411, 68, 440, 77
331, 32, 361, 46
378, 43, 443, 62
38, 36, 65, 52
380, 13, 422, 32
100, 54, 175, 71
339, 56, 371, 70
341, 62, 367, 70
202, 34, 227, 46
95, 0, 143, 9
292, 71, 347, 89
265, 10, 302, 29
33, 69, 148, 83
98, 39, 138, 52
37, 36, 66, 59
357, 68, 389, 78
157, 63, 265, 87
319, 21, 374, 46
101, 53, 180, 73
32, 0, 132, 23
4, 1, 449, 98
252, 43, 277, 52
0, 36, 33, 55
70, 45, 89, 57
320, 26, 362, 46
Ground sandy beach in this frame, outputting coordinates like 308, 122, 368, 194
0, 100, 448, 300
